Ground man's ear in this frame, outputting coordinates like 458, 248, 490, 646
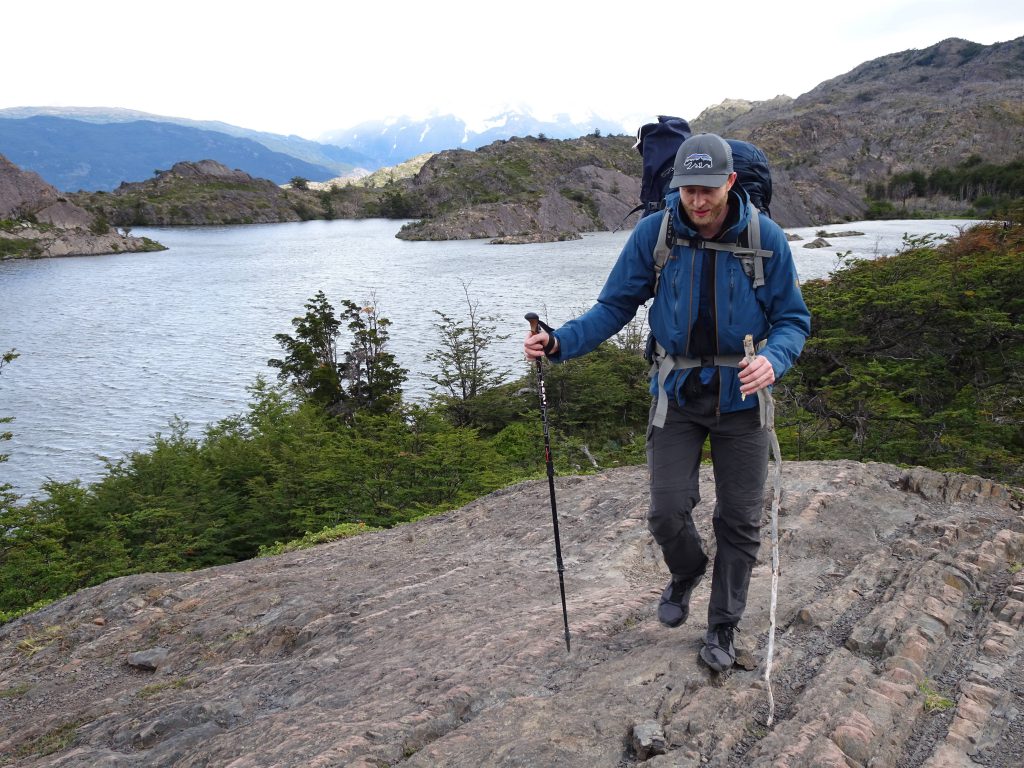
725, 172, 738, 192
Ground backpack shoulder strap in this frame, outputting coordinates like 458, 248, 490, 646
652, 204, 774, 293
741, 204, 772, 289
652, 208, 673, 295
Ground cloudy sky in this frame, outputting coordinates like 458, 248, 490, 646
4, 0, 1023, 140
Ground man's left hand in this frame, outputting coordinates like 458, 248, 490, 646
738, 354, 775, 396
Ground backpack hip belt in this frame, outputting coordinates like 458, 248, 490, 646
648, 338, 767, 429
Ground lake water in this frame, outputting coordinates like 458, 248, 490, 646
0, 217, 982, 497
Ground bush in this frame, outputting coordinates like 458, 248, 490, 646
779, 222, 1024, 483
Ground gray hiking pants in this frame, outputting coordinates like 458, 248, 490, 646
646, 392, 768, 627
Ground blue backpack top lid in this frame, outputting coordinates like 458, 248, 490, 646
632, 116, 773, 219
635, 116, 692, 215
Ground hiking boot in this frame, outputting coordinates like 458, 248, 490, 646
657, 573, 703, 628
699, 623, 737, 672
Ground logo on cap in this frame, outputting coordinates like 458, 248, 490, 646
683, 153, 714, 170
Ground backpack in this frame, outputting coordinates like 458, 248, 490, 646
626, 115, 774, 222
625, 116, 776, 293
629, 115, 693, 220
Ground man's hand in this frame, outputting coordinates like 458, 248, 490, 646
524, 331, 554, 360
738, 354, 775, 396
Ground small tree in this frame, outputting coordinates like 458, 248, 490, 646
269, 292, 406, 418
426, 284, 510, 426
290, 177, 310, 190
269, 291, 344, 408
1, 348, 19, 472
338, 297, 407, 416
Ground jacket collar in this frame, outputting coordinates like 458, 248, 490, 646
666, 187, 751, 243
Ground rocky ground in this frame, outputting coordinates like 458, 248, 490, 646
1, 460, 1021, 767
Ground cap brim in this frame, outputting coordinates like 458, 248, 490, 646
670, 173, 729, 189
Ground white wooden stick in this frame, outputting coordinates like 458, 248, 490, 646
744, 334, 781, 727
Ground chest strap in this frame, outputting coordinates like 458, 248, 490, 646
653, 206, 774, 292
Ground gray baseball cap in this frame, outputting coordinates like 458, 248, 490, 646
669, 133, 734, 188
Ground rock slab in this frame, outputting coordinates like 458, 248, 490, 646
0, 461, 1021, 767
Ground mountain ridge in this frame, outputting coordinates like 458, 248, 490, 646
2, 35, 1021, 234
0, 107, 630, 192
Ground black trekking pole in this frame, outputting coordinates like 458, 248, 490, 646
526, 312, 571, 653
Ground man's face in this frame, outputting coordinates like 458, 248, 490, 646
679, 172, 736, 233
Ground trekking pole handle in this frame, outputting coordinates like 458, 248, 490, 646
525, 312, 554, 336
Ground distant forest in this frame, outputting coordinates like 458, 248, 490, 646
868, 156, 1024, 218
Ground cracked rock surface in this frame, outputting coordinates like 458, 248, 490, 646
1, 460, 1021, 767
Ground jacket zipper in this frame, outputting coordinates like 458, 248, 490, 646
713, 252, 722, 420
728, 263, 735, 326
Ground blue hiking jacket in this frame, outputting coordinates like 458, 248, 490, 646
549, 188, 811, 414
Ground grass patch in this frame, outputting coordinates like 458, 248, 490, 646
16, 624, 65, 657
0, 683, 31, 698
12, 720, 81, 760
0, 237, 42, 259
257, 521, 379, 556
919, 679, 955, 712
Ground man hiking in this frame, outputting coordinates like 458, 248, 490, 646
523, 133, 810, 672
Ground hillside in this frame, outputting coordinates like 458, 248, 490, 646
0, 154, 163, 259
0, 116, 340, 192
70, 160, 335, 227
1, 461, 1021, 766
391, 134, 641, 241
694, 36, 1024, 225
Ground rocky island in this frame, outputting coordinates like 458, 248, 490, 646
0, 155, 163, 259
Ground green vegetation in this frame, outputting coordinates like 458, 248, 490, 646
8, 719, 81, 761
268, 291, 407, 418
918, 679, 955, 712
0, 237, 42, 259
866, 156, 1024, 220
425, 284, 511, 427
1, 223, 1021, 622
258, 522, 379, 557
560, 188, 600, 225
0, 683, 31, 698
777, 223, 1023, 482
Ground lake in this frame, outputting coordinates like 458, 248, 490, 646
0, 217, 982, 497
